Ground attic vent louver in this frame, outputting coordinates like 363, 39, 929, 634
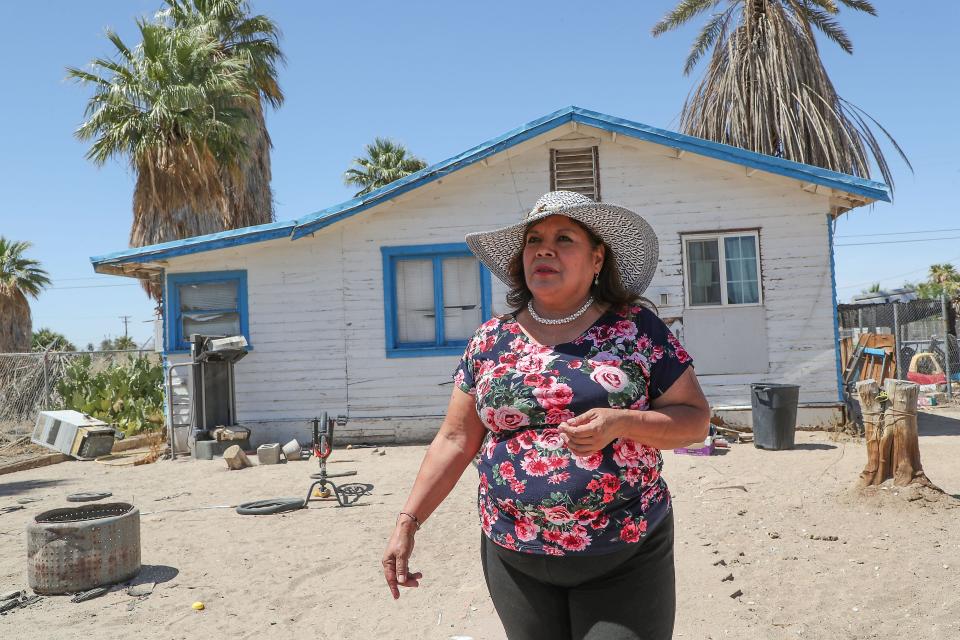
550, 146, 600, 201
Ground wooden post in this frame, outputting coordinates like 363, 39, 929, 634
857, 378, 938, 489
223, 444, 251, 470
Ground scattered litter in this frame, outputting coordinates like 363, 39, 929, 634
706, 485, 748, 493
729, 589, 743, 599
379, 450, 386, 456
67, 491, 113, 503
192, 601, 205, 611
713, 559, 727, 567
721, 573, 734, 582
127, 582, 155, 597
71, 586, 109, 603
737, 510, 747, 516
1, 590, 24, 602
0, 593, 41, 614
154, 492, 191, 502
808, 534, 839, 541
768, 532, 781, 539
0, 505, 25, 516
15, 498, 41, 505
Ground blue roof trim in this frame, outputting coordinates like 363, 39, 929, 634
90, 219, 296, 268
570, 108, 891, 203
90, 105, 891, 268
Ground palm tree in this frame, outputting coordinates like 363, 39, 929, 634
32, 328, 77, 352
344, 138, 428, 197
652, 0, 909, 189
917, 263, 960, 299
69, 20, 256, 299
0, 238, 51, 353
159, 0, 285, 228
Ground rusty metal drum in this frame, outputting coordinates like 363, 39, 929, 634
27, 502, 140, 594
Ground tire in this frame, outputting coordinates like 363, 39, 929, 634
235, 498, 304, 515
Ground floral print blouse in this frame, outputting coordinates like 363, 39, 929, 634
454, 304, 693, 556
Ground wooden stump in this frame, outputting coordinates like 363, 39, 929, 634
223, 445, 251, 470
857, 378, 938, 488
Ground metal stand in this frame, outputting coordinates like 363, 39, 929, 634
303, 413, 365, 507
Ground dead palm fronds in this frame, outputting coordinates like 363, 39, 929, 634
160, 0, 285, 228
653, 0, 909, 190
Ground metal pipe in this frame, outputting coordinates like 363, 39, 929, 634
893, 303, 902, 379
942, 295, 953, 397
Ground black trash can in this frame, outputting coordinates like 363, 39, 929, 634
750, 383, 800, 450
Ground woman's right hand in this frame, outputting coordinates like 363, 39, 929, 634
382, 518, 423, 599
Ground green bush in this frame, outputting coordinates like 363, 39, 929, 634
56, 355, 165, 436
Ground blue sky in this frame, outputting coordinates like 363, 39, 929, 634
1, 1, 957, 349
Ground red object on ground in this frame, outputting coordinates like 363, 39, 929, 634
907, 372, 946, 385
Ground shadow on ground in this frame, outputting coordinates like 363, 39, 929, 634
129, 565, 179, 586
918, 412, 960, 437
0, 478, 70, 497
792, 443, 838, 451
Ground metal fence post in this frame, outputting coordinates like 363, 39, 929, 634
893, 302, 902, 378
42, 352, 50, 408
942, 294, 953, 398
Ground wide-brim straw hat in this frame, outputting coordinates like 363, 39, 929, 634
465, 190, 659, 295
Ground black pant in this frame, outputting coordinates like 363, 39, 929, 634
481, 510, 675, 640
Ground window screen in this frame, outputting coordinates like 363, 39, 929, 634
688, 239, 721, 306
396, 259, 436, 344
179, 280, 241, 339
442, 256, 482, 341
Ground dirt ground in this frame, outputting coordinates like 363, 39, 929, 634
1, 411, 959, 640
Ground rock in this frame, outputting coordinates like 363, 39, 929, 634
722, 573, 734, 582
713, 559, 727, 567
737, 510, 747, 516
379, 450, 386, 456
729, 589, 743, 599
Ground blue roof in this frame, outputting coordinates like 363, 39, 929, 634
91, 105, 891, 270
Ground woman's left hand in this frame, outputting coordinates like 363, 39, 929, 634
558, 408, 627, 456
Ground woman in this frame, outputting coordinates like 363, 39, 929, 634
382, 191, 711, 640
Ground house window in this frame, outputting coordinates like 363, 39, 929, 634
550, 147, 600, 201
381, 244, 492, 357
166, 271, 250, 352
683, 232, 761, 307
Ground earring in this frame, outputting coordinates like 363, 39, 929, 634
593, 273, 599, 286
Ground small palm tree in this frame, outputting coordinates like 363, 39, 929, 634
344, 138, 428, 197
0, 238, 51, 353
32, 328, 77, 352
652, 0, 909, 189
159, 0, 285, 228
69, 21, 256, 299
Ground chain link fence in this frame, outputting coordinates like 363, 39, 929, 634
0, 350, 161, 440
838, 295, 958, 405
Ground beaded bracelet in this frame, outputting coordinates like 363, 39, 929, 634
398, 511, 422, 530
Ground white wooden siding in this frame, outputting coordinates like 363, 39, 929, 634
160, 123, 842, 443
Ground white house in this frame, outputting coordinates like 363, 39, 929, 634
91, 106, 890, 446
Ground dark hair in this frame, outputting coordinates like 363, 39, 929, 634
505, 218, 654, 313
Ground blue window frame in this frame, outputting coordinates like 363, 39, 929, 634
165, 270, 251, 353
381, 243, 492, 358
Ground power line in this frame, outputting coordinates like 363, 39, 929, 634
835, 254, 960, 291
836, 227, 960, 238
835, 235, 960, 247
46, 283, 140, 290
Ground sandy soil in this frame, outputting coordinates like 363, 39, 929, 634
1, 413, 959, 640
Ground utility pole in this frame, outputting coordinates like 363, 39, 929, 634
119, 315, 131, 338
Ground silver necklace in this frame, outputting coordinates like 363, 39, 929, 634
527, 296, 595, 325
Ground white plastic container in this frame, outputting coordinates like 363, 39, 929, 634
281, 439, 302, 461
257, 443, 281, 465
